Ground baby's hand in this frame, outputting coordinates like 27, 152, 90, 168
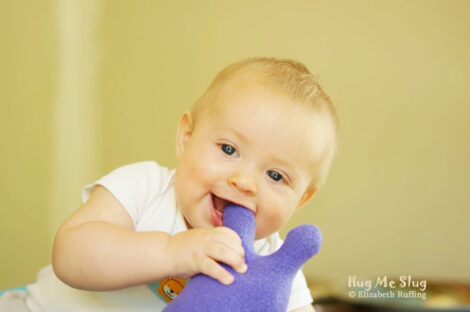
165, 227, 247, 285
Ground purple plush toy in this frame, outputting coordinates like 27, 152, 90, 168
163, 204, 322, 312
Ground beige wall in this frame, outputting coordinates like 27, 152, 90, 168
1, 0, 469, 289
99, 0, 470, 283
1, 0, 101, 288
0, 1, 56, 287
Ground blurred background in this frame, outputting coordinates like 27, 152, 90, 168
1, 0, 469, 308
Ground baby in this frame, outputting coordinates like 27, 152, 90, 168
25, 57, 337, 312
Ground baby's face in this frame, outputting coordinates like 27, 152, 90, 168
174, 83, 328, 239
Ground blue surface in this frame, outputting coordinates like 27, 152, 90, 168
0, 285, 28, 296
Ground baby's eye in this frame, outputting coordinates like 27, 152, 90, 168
267, 170, 283, 182
221, 144, 236, 156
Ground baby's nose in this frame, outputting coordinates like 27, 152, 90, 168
227, 173, 257, 196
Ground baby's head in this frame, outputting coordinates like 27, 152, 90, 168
174, 57, 337, 239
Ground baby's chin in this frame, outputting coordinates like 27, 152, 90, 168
254, 222, 280, 240
182, 213, 217, 230
182, 216, 193, 229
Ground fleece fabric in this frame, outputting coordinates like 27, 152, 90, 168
164, 204, 322, 312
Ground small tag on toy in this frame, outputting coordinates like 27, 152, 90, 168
148, 278, 188, 303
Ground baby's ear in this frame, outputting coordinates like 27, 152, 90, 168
176, 111, 194, 159
296, 188, 316, 210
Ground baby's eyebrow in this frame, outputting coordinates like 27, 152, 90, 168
229, 128, 249, 142
269, 156, 298, 178
215, 127, 249, 143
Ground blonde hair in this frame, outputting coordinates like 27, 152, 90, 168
193, 57, 338, 189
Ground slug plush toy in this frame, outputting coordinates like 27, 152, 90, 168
163, 204, 322, 312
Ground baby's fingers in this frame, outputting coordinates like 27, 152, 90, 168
211, 227, 245, 258
206, 242, 247, 275
198, 256, 234, 285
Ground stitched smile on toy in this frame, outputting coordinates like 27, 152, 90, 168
210, 193, 234, 227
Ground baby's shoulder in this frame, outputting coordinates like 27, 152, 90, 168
98, 161, 175, 196
116, 160, 162, 172
108, 160, 172, 179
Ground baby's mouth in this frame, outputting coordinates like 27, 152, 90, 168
210, 193, 232, 226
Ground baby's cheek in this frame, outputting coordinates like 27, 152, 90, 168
268, 197, 296, 224
185, 153, 209, 176
257, 199, 284, 234
198, 155, 224, 180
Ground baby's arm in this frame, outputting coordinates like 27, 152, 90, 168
52, 185, 246, 290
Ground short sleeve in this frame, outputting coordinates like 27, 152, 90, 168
82, 161, 170, 227
287, 269, 314, 311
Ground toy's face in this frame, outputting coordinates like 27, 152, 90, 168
174, 82, 328, 239
157, 278, 187, 302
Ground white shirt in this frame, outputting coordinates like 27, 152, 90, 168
25, 161, 313, 311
